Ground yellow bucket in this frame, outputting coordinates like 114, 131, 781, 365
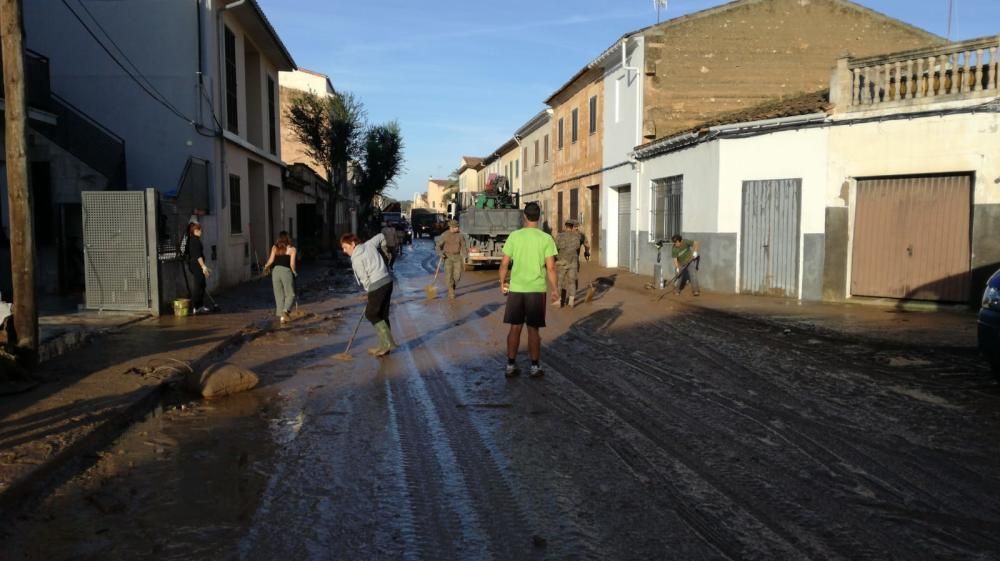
173, 298, 191, 317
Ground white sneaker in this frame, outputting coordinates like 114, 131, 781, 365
504, 363, 520, 377
529, 364, 544, 378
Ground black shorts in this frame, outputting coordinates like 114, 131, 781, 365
503, 292, 546, 328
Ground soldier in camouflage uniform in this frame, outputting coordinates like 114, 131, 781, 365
436, 220, 467, 299
555, 219, 584, 308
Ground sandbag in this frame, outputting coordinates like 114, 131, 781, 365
183, 362, 259, 398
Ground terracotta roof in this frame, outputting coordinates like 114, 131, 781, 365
636, 90, 832, 155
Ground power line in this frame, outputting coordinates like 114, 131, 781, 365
60, 0, 219, 137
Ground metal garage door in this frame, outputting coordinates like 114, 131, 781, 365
740, 179, 801, 297
617, 187, 632, 269
852, 175, 971, 302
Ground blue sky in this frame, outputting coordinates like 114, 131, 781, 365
259, 0, 1000, 202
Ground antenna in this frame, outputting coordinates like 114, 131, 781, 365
655, 0, 667, 23
947, 0, 954, 40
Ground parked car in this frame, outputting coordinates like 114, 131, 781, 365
412, 213, 448, 238
978, 268, 1000, 380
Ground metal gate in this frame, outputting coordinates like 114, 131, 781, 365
852, 175, 971, 302
740, 178, 801, 297
82, 189, 160, 313
617, 187, 632, 269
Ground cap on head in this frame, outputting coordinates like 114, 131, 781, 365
448, 219, 459, 228
565, 218, 578, 227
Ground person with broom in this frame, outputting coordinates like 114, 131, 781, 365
435, 219, 466, 300
340, 232, 397, 357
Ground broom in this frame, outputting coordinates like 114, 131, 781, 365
425, 257, 442, 300
333, 308, 366, 361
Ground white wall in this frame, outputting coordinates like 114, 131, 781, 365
637, 141, 721, 237
828, 112, 1000, 207
717, 127, 829, 295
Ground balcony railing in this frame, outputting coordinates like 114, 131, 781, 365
833, 36, 1000, 112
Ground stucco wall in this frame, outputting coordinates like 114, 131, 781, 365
641, 0, 942, 141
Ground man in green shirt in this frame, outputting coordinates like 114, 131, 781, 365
670, 234, 700, 296
499, 202, 558, 378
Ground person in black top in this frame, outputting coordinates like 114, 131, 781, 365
186, 223, 211, 314
263, 231, 298, 323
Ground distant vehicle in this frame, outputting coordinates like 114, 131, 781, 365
454, 175, 522, 270
381, 211, 411, 244
412, 212, 447, 238
978, 268, 1000, 380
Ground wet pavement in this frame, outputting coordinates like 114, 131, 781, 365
2, 239, 1000, 561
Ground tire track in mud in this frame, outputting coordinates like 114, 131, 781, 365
551, 308, 1000, 558
383, 277, 544, 560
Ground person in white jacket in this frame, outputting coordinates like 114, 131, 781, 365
340, 232, 397, 357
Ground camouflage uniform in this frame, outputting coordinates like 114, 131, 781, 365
555, 226, 583, 307
436, 221, 467, 299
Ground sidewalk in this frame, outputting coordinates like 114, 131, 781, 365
0, 261, 339, 512
579, 262, 978, 352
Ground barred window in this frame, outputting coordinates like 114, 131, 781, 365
651, 176, 683, 242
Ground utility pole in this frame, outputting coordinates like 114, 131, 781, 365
0, 0, 38, 360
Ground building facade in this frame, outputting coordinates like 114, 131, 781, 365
24, 0, 296, 290
516, 110, 554, 232
546, 67, 604, 262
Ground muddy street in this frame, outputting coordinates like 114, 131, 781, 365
3, 239, 1000, 561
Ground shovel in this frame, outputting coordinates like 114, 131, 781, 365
333, 308, 366, 361
425, 257, 442, 300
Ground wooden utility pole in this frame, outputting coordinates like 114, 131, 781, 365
1, 0, 37, 359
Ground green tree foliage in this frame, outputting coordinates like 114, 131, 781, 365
356, 121, 405, 234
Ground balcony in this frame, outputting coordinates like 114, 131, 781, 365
832, 36, 1000, 113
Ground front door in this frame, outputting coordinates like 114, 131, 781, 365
740, 179, 801, 297
617, 187, 631, 270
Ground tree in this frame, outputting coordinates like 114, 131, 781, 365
285, 90, 365, 247
356, 121, 405, 235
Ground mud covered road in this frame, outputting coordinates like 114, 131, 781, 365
3, 239, 1000, 561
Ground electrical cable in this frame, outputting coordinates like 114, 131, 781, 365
60, 0, 222, 137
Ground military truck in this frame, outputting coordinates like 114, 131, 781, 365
453, 176, 522, 270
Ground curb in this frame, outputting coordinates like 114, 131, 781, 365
38, 315, 151, 364
0, 317, 275, 517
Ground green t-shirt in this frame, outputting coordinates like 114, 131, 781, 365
672, 239, 696, 266
503, 227, 557, 293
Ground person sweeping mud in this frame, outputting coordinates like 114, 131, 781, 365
555, 218, 589, 308
341, 232, 397, 357
499, 202, 558, 378
671, 234, 700, 296
435, 219, 467, 299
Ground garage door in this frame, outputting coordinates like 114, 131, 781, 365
852, 175, 971, 302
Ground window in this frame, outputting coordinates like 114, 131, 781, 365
229, 174, 242, 234
523, 147, 528, 170
515, 160, 519, 179
651, 176, 683, 241
589, 96, 597, 135
534, 140, 539, 166
558, 118, 564, 150
557, 191, 564, 229
267, 76, 277, 155
570, 188, 579, 221
543, 134, 549, 161
571, 108, 579, 143
224, 26, 238, 134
